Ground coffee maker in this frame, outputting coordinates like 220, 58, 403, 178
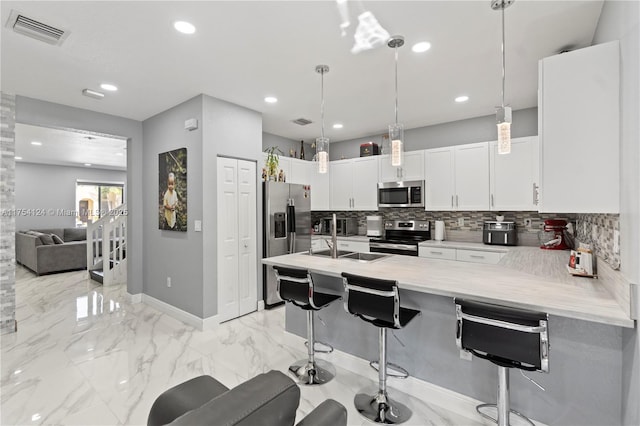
539, 219, 572, 250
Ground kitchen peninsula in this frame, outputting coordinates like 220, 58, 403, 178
262, 249, 634, 426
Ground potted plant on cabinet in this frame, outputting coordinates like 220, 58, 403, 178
264, 146, 283, 181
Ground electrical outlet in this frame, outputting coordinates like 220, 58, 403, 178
457, 218, 464, 227
524, 218, 532, 228
460, 350, 472, 361
167, 277, 172, 288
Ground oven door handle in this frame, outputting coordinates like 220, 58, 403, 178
369, 242, 417, 251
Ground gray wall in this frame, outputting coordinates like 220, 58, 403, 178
142, 94, 262, 319
142, 95, 205, 317
593, 2, 640, 425
329, 107, 538, 160
14, 162, 126, 230
14, 96, 144, 295
202, 95, 262, 317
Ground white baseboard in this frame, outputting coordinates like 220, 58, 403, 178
257, 300, 265, 311
128, 293, 142, 304
281, 331, 545, 426
142, 294, 218, 331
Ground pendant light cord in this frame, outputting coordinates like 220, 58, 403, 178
501, 4, 506, 108
320, 70, 325, 140
394, 46, 399, 125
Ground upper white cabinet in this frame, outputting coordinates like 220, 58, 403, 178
330, 157, 379, 210
489, 136, 540, 211
425, 143, 490, 211
309, 162, 331, 211
538, 41, 620, 213
379, 151, 424, 182
288, 158, 311, 185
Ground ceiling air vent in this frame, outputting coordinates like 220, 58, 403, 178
292, 118, 313, 126
5, 10, 70, 46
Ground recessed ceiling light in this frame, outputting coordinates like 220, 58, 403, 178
264, 96, 278, 103
333, 123, 343, 129
30, 141, 42, 146
100, 83, 118, 91
84, 163, 92, 167
15, 156, 22, 160
174, 21, 196, 34
82, 89, 105, 99
412, 41, 432, 53
455, 95, 469, 103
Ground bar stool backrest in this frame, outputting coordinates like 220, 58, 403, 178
455, 298, 549, 372
341, 272, 400, 328
274, 266, 312, 308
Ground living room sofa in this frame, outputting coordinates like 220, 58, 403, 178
15, 228, 87, 275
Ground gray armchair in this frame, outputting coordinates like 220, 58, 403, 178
148, 370, 347, 426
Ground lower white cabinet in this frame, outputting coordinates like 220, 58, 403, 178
419, 245, 504, 264
418, 246, 456, 260
455, 249, 503, 264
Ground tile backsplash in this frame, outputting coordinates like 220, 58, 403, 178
311, 209, 621, 270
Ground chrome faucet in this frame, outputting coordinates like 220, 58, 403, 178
330, 213, 338, 258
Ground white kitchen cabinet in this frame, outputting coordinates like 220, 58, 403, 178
538, 41, 619, 213
288, 158, 311, 185
309, 163, 331, 211
337, 239, 369, 253
379, 151, 424, 182
330, 157, 379, 211
418, 246, 456, 260
424, 143, 490, 211
455, 249, 503, 264
489, 136, 540, 211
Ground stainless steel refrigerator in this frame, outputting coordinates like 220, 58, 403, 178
263, 181, 311, 308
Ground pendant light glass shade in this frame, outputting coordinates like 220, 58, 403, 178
496, 106, 512, 155
492, 0, 514, 155
315, 65, 330, 174
388, 35, 405, 167
316, 137, 329, 173
389, 123, 404, 166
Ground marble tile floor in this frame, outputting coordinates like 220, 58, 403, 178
2, 266, 488, 426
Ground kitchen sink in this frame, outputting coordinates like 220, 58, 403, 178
340, 252, 389, 262
306, 249, 388, 262
308, 249, 355, 257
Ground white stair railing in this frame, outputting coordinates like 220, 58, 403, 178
87, 203, 127, 286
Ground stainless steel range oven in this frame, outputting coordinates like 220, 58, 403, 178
369, 220, 431, 256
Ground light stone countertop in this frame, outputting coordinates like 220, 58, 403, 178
263, 247, 634, 328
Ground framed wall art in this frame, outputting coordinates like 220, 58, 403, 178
159, 147, 187, 231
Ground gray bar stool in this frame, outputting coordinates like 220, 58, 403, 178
274, 265, 341, 385
341, 272, 420, 425
455, 298, 549, 426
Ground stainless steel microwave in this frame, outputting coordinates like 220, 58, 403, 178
378, 180, 425, 208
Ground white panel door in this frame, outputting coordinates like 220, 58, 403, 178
236, 160, 257, 317
352, 157, 379, 210
455, 143, 490, 210
424, 147, 455, 210
330, 160, 353, 210
217, 157, 239, 322
490, 137, 539, 211
217, 157, 257, 322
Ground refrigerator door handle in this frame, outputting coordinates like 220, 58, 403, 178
287, 202, 296, 253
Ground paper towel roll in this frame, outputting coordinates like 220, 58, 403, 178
435, 221, 445, 241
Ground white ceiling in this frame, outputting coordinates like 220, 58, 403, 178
15, 124, 126, 170
1, 1, 604, 145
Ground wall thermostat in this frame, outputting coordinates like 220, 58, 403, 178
184, 118, 198, 131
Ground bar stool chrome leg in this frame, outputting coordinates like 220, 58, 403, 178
289, 310, 335, 385
476, 367, 535, 426
354, 328, 412, 424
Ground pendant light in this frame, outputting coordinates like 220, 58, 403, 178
492, 0, 514, 155
315, 65, 330, 174
388, 35, 405, 167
